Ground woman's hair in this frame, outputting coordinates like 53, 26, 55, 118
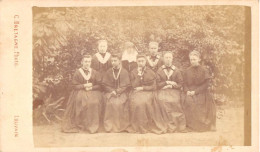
124, 41, 134, 49
149, 41, 159, 47
81, 54, 92, 61
136, 53, 146, 59
111, 53, 121, 60
189, 50, 201, 58
163, 51, 173, 57
97, 39, 107, 45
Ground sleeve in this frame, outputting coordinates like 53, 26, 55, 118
116, 85, 129, 94
156, 71, 167, 89
102, 71, 115, 93
182, 71, 189, 92
142, 70, 156, 91
121, 61, 128, 71
157, 58, 164, 69
130, 71, 140, 88
143, 79, 156, 91
173, 70, 183, 89
71, 71, 85, 90
194, 80, 210, 94
91, 55, 98, 71
116, 71, 131, 94
106, 57, 113, 70
194, 67, 211, 94
104, 85, 114, 93
92, 71, 102, 90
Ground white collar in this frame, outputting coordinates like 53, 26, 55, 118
137, 66, 146, 76
147, 55, 160, 67
79, 68, 92, 81
162, 65, 175, 79
112, 66, 122, 80
95, 52, 111, 64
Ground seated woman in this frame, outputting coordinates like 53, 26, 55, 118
129, 54, 167, 134
62, 55, 103, 133
121, 41, 138, 72
182, 50, 216, 132
102, 54, 131, 132
156, 51, 186, 132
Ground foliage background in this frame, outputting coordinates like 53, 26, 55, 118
33, 6, 247, 116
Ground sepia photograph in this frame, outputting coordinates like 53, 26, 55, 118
31, 5, 251, 147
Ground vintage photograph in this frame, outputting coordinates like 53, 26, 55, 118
32, 6, 250, 147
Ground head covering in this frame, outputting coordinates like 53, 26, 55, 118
189, 50, 201, 58
136, 53, 146, 59
111, 53, 122, 60
97, 39, 107, 45
122, 41, 138, 62
149, 41, 159, 47
124, 41, 135, 49
81, 54, 92, 61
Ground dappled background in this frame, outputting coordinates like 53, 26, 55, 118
32, 6, 248, 125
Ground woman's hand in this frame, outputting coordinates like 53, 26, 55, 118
111, 91, 117, 97
166, 81, 178, 88
162, 85, 172, 89
187, 91, 195, 96
134, 87, 143, 92
85, 86, 92, 91
84, 83, 92, 88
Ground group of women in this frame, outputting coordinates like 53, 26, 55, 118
62, 40, 216, 134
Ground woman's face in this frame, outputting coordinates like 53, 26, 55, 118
137, 57, 146, 68
81, 57, 91, 69
98, 41, 108, 54
189, 55, 201, 66
149, 44, 158, 56
163, 53, 173, 66
111, 57, 120, 68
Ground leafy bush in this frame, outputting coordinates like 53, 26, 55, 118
33, 6, 246, 109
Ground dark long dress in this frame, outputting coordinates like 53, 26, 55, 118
91, 52, 112, 75
102, 67, 131, 132
129, 67, 167, 134
122, 60, 138, 73
182, 65, 216, 131
62, 68, 103, 133
146, 55, 164, 72
156, 65, 186, 132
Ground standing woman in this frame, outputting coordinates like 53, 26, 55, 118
182, 50, 216, 132
121, 41, 138, 72
156, 51, 186, 132
62, 55, 103, 133
91, 39, 112, 74
146, 41, 163, 72
129, 53, 167, 134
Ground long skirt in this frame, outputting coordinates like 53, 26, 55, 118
156, 89, 186, 132
103, 93, 130, 132
129, 91, 167, 134
182, 91, 216, 131
62, 90, 103, 133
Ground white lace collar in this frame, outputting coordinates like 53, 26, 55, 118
79, 68, 92, 82
95, 52, 111, 64
162, 65, 176, 80
147, 55, 160, 67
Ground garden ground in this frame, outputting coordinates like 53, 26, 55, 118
33, 107, 244, 147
